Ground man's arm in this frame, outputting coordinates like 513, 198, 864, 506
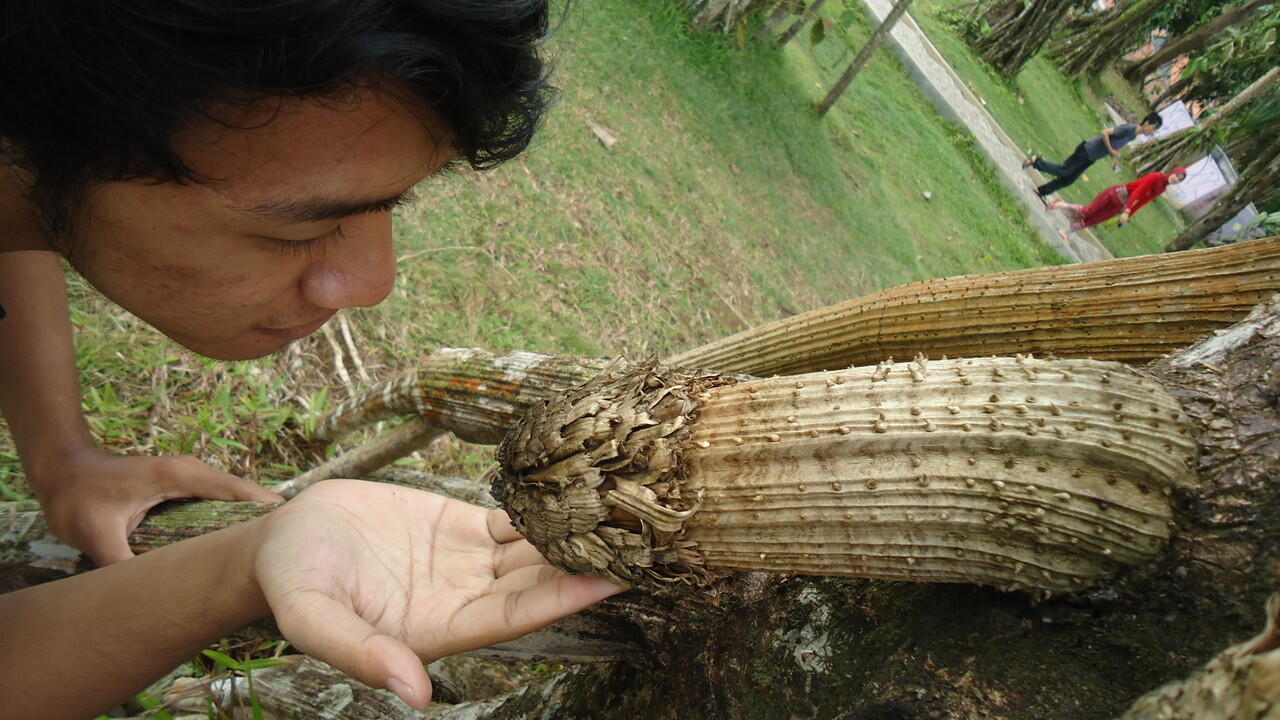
0, 251, 279, 565
0, 520, 268, 720
0, 481, 623, 719
1101, 127, 1120, 158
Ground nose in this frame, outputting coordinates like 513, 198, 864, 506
299, 212, 397, 310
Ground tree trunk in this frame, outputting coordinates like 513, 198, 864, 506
1153, 74, 1193, 108
1051, 0, 1167, 80
1132, 66, 1280, 176
1121, 0, 1271, 83
691, 0, 768, 31
816, 0, 915, 116
973, 0, 1079, 78
776, 0, 829, 47
754, 0, 800, 41
1165, 138, 1280, 252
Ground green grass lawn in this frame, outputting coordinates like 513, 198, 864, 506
912, 0, 1185, 257
1, 0, 1072, 488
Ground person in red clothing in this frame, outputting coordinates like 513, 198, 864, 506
1047, 167, 1188, 241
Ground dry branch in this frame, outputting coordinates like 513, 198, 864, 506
167, 655, 614, 719
278, 417, 445, 497
0, 499, 273, 592
313, 348, 612, 443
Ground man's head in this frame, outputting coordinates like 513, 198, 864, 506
0, 1, 551, 359
1168, 166, 1188, 184
1139, 112, 1164, 135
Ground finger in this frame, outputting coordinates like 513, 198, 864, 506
439, 568, 625, 656
485, 508, 524, 544
165, 458, 283, 503
272, 591, 434, 710
491, 538, 549, 577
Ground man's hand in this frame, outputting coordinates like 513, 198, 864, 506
1118, 210, 1131, 227
29, 449, 282, 566
255, 480, 625, 710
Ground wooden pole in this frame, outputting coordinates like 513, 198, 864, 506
816, 0, 915, 117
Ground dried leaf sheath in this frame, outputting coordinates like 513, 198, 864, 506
313, 348, 612, 442
494, 357, 1197, 594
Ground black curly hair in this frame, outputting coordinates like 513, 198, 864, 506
0, 0, 553, 235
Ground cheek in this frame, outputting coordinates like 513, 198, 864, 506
81, 222, 296, 322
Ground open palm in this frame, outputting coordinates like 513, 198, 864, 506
254, 479, 621, 709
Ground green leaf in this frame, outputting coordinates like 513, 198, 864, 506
242, 657, 286, 671
202, 648, 242, 671
810, 19, 826, 45
135, 690, 175, 720
210, 436, 250, 451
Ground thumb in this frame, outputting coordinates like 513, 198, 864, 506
273, 592, 433, 709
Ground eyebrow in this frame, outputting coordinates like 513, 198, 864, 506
238, 160, 458, 224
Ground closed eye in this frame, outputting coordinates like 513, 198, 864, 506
268, 225, 345, 256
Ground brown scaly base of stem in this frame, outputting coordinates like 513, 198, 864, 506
493, 361, 739, 592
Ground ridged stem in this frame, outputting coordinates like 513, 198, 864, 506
494, 357, 1197, 594
671, 237, 1280, 375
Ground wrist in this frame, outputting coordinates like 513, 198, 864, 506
20, 439, 101, 496
221, 518, 272, 624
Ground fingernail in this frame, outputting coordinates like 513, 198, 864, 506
386, 676, 419, 708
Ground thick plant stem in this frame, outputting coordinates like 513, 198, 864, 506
776, 0, 828, 46
312, 240, 1280, 447
313, 348, 612, 443
670, 237, 1280, 375
493, 356, 1197, 595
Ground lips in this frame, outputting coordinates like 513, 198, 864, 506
256, 312, 335, 341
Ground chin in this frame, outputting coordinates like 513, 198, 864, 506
164, 331, 292, 362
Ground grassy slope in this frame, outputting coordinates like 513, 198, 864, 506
1, 0, 1064, 489
390, 0, 1059, 361
911, 0, 1185, 258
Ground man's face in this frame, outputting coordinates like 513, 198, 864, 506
1139, 122, 1158, 135
68, 89, 456, 360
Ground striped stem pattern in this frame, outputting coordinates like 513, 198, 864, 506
494, 356, 1197, 594
672, 237, 1280, 376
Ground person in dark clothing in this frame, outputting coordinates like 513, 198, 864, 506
1023, 113, 1164, 200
